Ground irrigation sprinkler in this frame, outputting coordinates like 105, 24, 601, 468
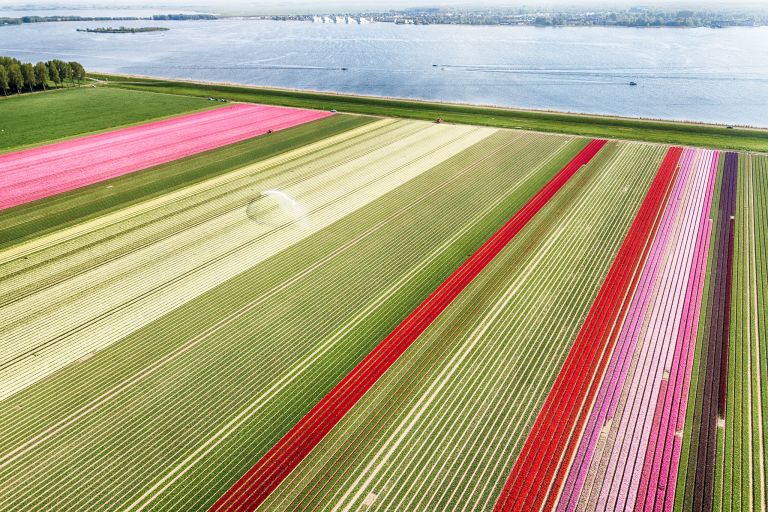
246, 189, 309, 228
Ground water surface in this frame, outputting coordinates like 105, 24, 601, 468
1, 18, 766, 126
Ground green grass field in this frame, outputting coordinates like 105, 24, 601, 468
91, 73, 768, 152
0, 87, 213, 152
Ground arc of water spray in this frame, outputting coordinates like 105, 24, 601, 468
260, 189, 309, 228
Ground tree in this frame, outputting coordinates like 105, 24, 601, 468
34, 61, 49, 90
8, 63, 23, 94
0, 66, 8, 96
47, 61, 60, 87
21, 63, 35, 92
0, 56, 20, 69
0, 56, 85, 95
66, 61, 76, 86
69, 61, 85, 85
55, 60, 72, 86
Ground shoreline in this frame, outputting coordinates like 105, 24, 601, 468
212, 18, 768, 30
3, 16, 766, 30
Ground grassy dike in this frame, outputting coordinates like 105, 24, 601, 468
92, 73, 768, 152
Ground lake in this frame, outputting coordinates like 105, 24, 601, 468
1, 17, 767, 126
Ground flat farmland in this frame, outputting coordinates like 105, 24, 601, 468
0, 103, 331, 210
0, 85, 765, 512
0, 87, 215, 152
0, 113, 370, 249
254, 141, 667, 511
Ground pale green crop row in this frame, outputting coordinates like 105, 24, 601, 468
0, 127, 583, 510
260, 142, 668, 511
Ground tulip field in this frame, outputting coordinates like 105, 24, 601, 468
0, 104, 331, 210
0, 90, 765, 512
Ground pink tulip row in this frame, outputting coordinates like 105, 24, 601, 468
633, 150, 718, 511
0, 103, 332, 211
556, 148, 719, 511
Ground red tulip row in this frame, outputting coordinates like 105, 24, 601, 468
209, 139, 608, 512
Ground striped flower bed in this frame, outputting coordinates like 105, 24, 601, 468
211, 140, 608, 512
493, 148, 762, 512
0, 104, 332, 211
556, 148, 719, 511
495, 147, 683, 512
1, 98, 762, 512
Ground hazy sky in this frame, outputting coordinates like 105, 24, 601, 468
0, 0, 762, 14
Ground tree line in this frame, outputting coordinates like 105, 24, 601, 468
0, 57, 86, 96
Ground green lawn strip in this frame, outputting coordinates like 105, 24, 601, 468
738, 155, 749, 509
0, 114, 371, 250
93, 73, 768, 152
676, 155, 725, 512
0, 133, 585, 509
0, 87, 215, 152
738, 155, 749, 510
745, 157, 755, 511
748, 154, 763, 511
259, 143, 665, 510
715, 427, 727, 512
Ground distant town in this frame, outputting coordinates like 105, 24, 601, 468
256, 7, 768, 28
